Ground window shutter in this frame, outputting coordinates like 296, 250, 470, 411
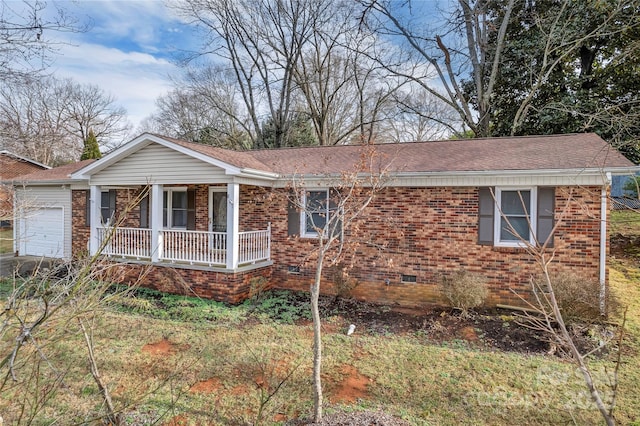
287, 196, 300, 237
85, 190, 91, 227
187, 189, 196, 230
478, 187, 494, 245
537, 187, 555, 247
140, 194, 149, 229
108, 189, 117, 220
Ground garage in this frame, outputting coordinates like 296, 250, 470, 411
21, 207, 65, 258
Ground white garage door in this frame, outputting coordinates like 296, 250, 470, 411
22, 207, 65, 258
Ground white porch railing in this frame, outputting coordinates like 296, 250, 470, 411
239, 224, 271, 264
162, 229, 227, 266
98, 225, 270, 268
97, 227, 151, 259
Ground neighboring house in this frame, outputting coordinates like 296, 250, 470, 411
0, 151, 50, 228
12, 133, 639, 308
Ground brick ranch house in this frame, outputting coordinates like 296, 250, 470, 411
11, 133, 638, 308
0, 151, 50, 228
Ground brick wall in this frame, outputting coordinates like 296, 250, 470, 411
254, 185, 604, 308
106, 262, 273, 304
70, 184, 606, 309
72, 190, 90, 256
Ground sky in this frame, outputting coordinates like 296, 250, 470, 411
44, 0, 201, 132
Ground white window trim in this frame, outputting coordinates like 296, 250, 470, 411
163, 187, 188, 229
300, 189, 330, 238
494, 187, 537, 247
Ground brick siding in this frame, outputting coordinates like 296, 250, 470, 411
70, 184, 606, 308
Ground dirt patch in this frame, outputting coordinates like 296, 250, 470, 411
317, 297, 550, 354
142, 339, 178, 356
163, 415, 189, 426
190, 377, 222, 394
611, 233, 640, 259
330, 364, 371, 404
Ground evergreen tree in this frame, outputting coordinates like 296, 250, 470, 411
80, 129, 102, 160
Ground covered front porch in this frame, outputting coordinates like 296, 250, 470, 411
89, 183, 271, 270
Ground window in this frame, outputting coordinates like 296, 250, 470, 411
495, 188, 536, 245
301, 189, 330, 238
478, 187, 555, 247
287, 188, 341, 238
163, 188, 188, 229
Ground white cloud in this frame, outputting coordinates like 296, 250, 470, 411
51, 42, 177, 129
41, 1, 196, 132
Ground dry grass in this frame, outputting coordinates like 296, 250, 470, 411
610, 210, 640, 236
1, 278, 638, 425
0, 228, 12, 254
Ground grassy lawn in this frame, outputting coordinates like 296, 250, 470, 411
1, 212, 639, 424
610, 210, 640, 236
0, 228, 12, 254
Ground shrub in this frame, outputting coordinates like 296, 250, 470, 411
534, 272, 621, 323
332, 264, 358, 299
439, 271, 488, 316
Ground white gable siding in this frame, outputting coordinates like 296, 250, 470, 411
90, 143, 227, 186
14, 186, 72, 258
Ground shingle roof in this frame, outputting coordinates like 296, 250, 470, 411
249, 133, 633, 175
12, 159, 96, 183
21, 133, 636, 185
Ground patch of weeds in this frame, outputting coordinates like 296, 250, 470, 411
109, 285, 248, 324
249, 290, 311, 324
0, 278, 14, 298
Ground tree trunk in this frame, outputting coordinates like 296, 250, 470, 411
311, 249, 324, 422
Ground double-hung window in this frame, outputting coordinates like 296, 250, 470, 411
301, 189, 330, 238
495, 188, 536, 246
478, 186, 555, 247
163, 188, 188, 229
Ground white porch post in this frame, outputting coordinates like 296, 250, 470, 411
150, 184, 164, 263
226, 183, 240, 269
89, 185, 101, 255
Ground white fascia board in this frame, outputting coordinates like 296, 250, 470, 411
271, 167, 632, 188
238, 168, 279, 180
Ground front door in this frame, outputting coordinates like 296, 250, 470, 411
209, 189, 227, 232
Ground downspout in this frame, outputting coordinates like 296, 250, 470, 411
599, 173, 611, 315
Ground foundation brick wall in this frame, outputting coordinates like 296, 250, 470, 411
108, 262, 273, 304
70, 184, 606, 309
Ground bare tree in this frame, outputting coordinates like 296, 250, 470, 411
382, 88, 459, 142
496, 189, 623, 425
289, 145, 390, 421
0, 76, 130, 165
175, 0, 318, 148
359, 0, 515, 137
145, 67, 252, 149
290, 1, 397, 146
60, 78, 131, 150
0, 0, 84, 81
